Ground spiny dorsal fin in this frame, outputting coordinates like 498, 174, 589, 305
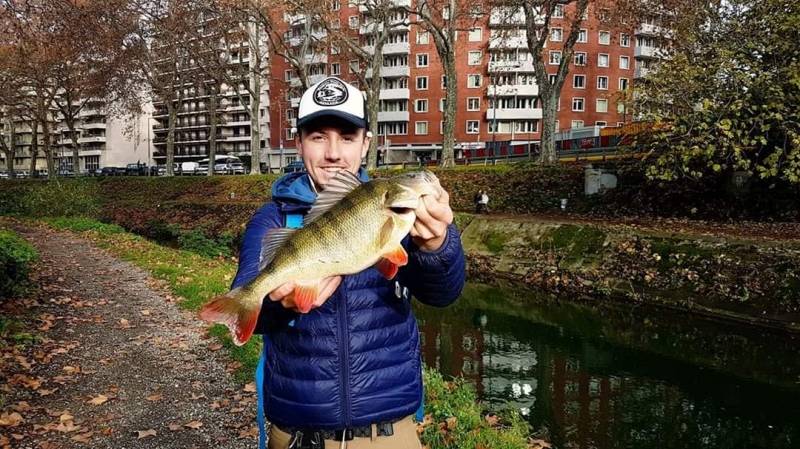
259, 227, 297, 271
303, 170, 362, 225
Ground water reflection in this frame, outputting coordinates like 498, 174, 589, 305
414, 284, 800, 449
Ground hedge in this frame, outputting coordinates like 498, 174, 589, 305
0, 229, 38, 299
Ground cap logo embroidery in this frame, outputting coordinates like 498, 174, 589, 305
313, 78, 349, 106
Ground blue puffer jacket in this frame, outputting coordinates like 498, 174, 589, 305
231, 170, 466, 430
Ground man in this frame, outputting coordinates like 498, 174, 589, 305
231, 77, 466, 449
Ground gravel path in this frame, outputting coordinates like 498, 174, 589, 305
1, 223, 258, 448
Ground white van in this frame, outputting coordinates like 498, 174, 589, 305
197, 155, 245, 175
180, 161, 200, 175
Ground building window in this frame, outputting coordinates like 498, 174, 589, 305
599, 31, 610, 45
596, 121, 607, 127
573, 75, 585, 88
467, 97, 480, 111
439, 98, 446, 111
415, 121, 428, 135
548, 74, 557, 84
348, 16, 359, 28
417, 31, 429, 44
553, 4, 564, 17
440, 121, 444, 134
417, 53, 429, 67
331, 63, 341, 75
619, 56, 630, 70
468, 51, 482, 65
466, 120, 479, 134
574, 52, 587, 66
598, 53, 609, 67
596, 99, 608, 113
286, 128, 296, 141
441, 75, 447, 88
549, 51, 561, 65
618, 101, 626, 113
571, 120, 584, 128
572, 97, 585, 111
597, 76, 608, 89
332, 0, 340, 10
468, 27, 482, 41
577, 29, 588, 43
85, 155, 99, 171
415, 99, 428, 112
349, 60, 359, 73
619, 77, 629, 90
285, 70, 293, 81
416, 76, 428, 90
550, 27, 562, 42
620, 33, 630, 47
467, 74, 481, 88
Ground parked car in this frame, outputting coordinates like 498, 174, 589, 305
198, 155, 245, 175
180, 161, 200, 175
282, 160, 305, 174
15, 170, 30, 178
0, 172, 8, 180
126, 162, 149, 176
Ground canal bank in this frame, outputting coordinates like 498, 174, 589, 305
458, 213, 800, 333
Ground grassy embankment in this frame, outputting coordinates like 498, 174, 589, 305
27, 217, 534, 449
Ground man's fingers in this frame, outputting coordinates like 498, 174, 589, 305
269, 282, 296, 302
314, 276, 342, 307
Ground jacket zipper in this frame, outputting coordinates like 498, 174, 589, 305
338, 282, 352, 428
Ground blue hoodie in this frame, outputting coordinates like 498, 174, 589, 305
231, 170, 466, 430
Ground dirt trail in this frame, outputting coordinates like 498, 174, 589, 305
0, 223, 258, 448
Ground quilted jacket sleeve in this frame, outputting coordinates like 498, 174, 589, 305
400, 223, 466, 307
231, 203, 298, 334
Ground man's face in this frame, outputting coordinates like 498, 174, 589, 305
296, 124, 370, 189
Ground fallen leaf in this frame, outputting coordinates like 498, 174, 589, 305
445, 416, 458, 431
137, 429, 157, 439
63, 366, 81, 375
140, 309, 151, 316
37, 388, 58, 396
71, 432, 94, 443
184, 420, 203, 429
208, 343, 223, 351
146, 393, 163, 402
168, 423, 182, 431
191, 393, 206, 400
239, 426, 259, 438
243, 382, 256, 393
56, 420, 81, 433
484, 413, 499, 426
0, 412, 24, 427
87, 395, 109, 406
11, 402, 32, 412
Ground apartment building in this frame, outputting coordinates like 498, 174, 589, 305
0, 100, 150, 174
268, 1, 640, 162
150, 24, 274, 171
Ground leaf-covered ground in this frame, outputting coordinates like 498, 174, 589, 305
0, 222, 259, 448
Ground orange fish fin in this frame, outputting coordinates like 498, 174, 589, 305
383, 245, 408, 266
375, 258, 400, 280
199, 287, 259, 346
293, 282, 320, 314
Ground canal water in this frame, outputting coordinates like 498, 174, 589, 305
414, 283, 800, 449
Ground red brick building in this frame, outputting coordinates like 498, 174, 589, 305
268, 2, 640, 164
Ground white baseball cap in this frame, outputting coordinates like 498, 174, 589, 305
296, 77, 368, 130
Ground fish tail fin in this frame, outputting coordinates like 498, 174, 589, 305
199, 287, 259, 346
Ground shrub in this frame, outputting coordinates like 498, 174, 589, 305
0, 230, 38, 299
178, 229, 232, 258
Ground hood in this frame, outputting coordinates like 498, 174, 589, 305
271, 168, 371, 212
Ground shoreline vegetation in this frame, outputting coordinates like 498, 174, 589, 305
0, 216, 542, 449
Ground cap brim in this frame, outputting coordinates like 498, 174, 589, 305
296, 110, 367, 130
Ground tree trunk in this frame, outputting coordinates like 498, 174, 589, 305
166, 98, 176, 177
41, 116, 55, 180
29, 120, 38, 176
1, 118, 15, 176
441, 53, 457, 167
66, 116, 82, 175
249, 22, 263, 175
208, 89, 217, 176
365, 42, 384, 170
539, 91, 558, 165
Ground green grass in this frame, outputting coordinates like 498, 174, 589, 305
0, 228, 39, 299
484, 231, 510, 254
38, 217, 537, 449
540, 224, 607, 265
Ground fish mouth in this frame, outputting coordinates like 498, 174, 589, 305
390, 206, 415, 214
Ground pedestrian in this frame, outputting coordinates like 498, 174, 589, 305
479, 190, 489, 214
474, 190, 483, 214
230, 77, 466, 449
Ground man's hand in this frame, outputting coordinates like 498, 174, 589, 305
268, 276, 342, 312
411, 186, 453, 252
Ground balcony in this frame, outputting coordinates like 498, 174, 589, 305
634, 45, 662, 58
224, 135, 251, 142
77, 136, 106, 144
359, 0, 409, 12
488, 60, 535, 72
634, 66, 652, 79
309, 74, 327, 85
488, 35, 527, 49
366, 65, 410, 78
635, 23, 672, 38
489, 7, 538, 27
377, 111, 410, 122
290, 97, 301, 108
225, 120, 251, 127
488, 84, 539, 97
383, 42, 410, 54
486, 108, 542, 120
286, 14, 307, 25
81, 122, 107, 130
303, 53, 328, 64
379, 88, 410, 100
359, 21, 409, 35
